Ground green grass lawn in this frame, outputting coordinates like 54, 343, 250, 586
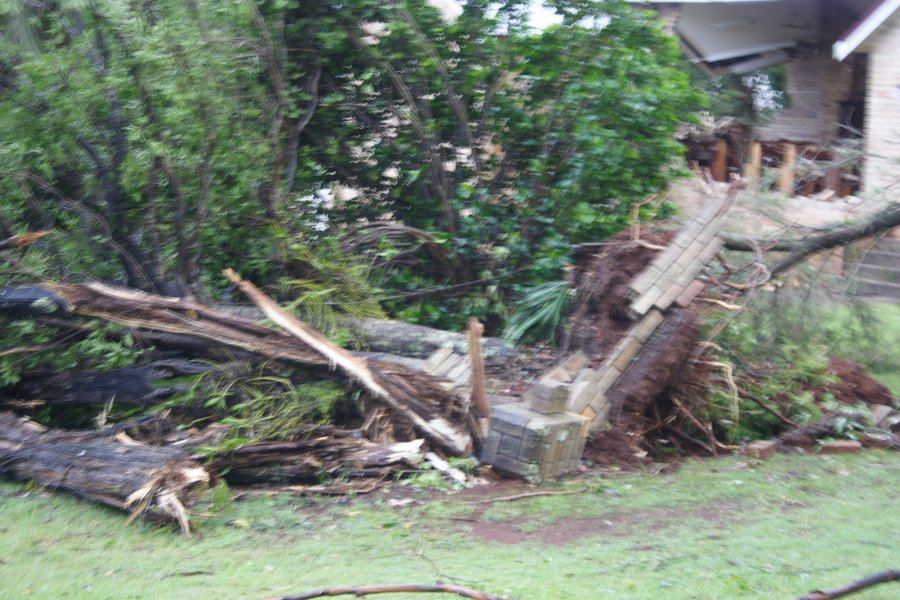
1, 451, 897, 599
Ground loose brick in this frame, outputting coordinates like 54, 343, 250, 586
819, 440, 863, 454
745, 440, 779, 459
524, 379, 570, 414
631, 308, 665, 343
611, 336, 643, 372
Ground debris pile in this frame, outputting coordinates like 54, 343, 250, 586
0, 275, 486, 532
1, 190, 897, 532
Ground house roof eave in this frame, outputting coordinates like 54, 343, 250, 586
832, 0, 900, 61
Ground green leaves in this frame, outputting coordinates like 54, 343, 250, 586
503, 280, 573, 346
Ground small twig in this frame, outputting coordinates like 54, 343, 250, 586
0, 345, 51, 358
268, 583, 509, 600
464, 489, 585, 504
797, 569, 899, 600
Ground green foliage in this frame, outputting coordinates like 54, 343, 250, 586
503, 280, 572, 346
278, 240, 385, 339
178, 362, 347, 447
0, 320, 144, 387
703, 290, 899, 443
0, 0, 702, 332
2, 452, 898, 598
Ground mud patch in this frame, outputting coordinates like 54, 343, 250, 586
463, 502, 742, 546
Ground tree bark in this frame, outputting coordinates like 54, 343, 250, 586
4, 360, 210, 408
347, 318, 514, 360
213, 437, 423, 486
719, 203, 900, 274
0, 411, 209, 533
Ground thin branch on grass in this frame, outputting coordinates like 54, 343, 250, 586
268, 583, 509, 600
796, 569, 899, 600
464, 489, 586, 504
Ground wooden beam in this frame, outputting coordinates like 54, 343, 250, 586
779, 143, 797, 195
746, 141, 762, 185
711, 139, 728, 182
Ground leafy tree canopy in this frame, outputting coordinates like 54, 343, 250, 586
0, 0, 701, 330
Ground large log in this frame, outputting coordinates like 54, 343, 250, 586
223, 307, 514, 359
4, 360, 210, 407
0, 411, 209, 534
347, 318, 514, 360
213, 436, 424, 485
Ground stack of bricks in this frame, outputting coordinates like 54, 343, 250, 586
422, 343, 472, 393
627, 194, 728, 320
480, 371, 588, 480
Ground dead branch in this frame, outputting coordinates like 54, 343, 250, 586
269, 583, 509, 600
796, 569, 899, 600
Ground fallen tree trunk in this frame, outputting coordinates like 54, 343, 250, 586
719, 202, 900, 275
4, 360, 210, 407
0, 411, 209, 534
347, 318, 514, 359
223, 308, 514, 359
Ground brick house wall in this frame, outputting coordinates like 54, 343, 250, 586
757, 54, 830, 143
863, 15, 900, 193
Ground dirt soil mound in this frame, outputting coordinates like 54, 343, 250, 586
825, 358, 896, 407
568, 229, 675, 357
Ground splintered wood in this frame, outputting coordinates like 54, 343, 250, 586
224, 269, 473, 456
0, 411, 209, 535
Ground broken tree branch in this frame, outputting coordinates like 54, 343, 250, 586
223, 269, 472, 456
720, 203, 900, 275
269, 583, 509, 600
